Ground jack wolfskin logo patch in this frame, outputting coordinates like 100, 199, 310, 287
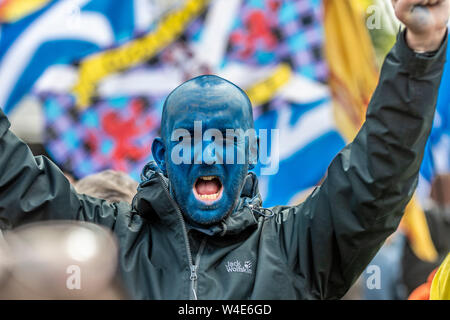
225, 260, 252, 274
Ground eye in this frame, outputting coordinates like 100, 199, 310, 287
171, 133, 192, 146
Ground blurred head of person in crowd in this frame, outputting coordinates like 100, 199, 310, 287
74, 170, 138, 204
430, 173, 450, 214
0, 221, 125, 299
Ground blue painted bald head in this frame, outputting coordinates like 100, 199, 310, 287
152, 75, 257, 225
161, 75, 254, 140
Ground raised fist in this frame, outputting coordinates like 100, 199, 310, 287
392, 0, 449, 52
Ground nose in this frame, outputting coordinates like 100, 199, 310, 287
203, 140, 218, 165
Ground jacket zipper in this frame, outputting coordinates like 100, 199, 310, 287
157, 173, 206, 300
191, 238, 207, 300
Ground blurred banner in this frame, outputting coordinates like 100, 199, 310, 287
324, 0, 379, 141
4, 0, 447, 221
0, 0, 350, 207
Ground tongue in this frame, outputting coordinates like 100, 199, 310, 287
196, 179, 220, 195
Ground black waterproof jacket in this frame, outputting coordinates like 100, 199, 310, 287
0, 31, 447, 299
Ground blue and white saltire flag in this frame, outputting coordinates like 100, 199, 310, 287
0, 0, 166, 114
0, 0, 347, 208
249, 76, 346, 208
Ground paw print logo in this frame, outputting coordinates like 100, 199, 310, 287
244, 261, 252, 270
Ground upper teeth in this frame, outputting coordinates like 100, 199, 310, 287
201, 176, 216, 181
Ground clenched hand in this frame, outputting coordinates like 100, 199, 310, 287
392, 0, 449, 52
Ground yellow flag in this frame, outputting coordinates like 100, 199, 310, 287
430, 254, 450, 300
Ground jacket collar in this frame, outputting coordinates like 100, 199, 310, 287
132, 162, 262, 236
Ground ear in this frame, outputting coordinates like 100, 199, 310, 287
248, 136, 259, 170
151, 137, 167, 174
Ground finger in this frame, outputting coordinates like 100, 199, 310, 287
394, 0, 417, 20
395, 0, 413, 13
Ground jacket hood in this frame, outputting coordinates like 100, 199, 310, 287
132, 161, 264, 236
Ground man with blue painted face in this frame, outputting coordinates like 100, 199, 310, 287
151, 75, 259, 227
0, 0, 449, 299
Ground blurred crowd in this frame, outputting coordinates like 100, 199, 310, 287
343, 174, 450, 300
0, 169, 137, 299
0, 161, 449, 299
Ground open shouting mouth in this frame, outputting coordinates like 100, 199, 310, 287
193, 176, 224, 205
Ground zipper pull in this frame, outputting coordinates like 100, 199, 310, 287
190, 265, 197, 281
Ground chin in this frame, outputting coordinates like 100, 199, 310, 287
182, 192, 235, 226
169, 172, 244, 226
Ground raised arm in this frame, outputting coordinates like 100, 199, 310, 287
273, 0, 449, 299
0, 108, 119, 230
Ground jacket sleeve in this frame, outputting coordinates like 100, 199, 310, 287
0, 108, 119, 230
275, 30, 448, 299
